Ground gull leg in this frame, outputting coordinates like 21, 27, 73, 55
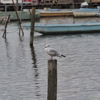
50, 56, 53, 60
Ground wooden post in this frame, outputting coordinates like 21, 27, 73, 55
2, 15, 10, 39
90, 0, 92, 8
72, 0, 75, 9
12, 0, 24, 36
16, 0, 18, 10
48, 60, 57, 100
4, 5, 7, 24
27, 4, 32, 16
30, 7, 35, 46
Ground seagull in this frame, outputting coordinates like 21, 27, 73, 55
45, 44, 66, 60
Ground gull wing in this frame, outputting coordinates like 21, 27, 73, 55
48, 48, 61, 57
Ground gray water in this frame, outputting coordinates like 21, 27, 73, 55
0, 17, 100, 100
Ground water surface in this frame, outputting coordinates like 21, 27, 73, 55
0, 17, 100, 100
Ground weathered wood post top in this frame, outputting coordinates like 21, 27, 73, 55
48, 59, 57, 100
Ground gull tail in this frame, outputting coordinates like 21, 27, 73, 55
61, 55, 66, 57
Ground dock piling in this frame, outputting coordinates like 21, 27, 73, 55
2, 15, 10, 39
48, 59, 57, 100
12, 0, 24, 36
30, 7, 35, 46
27, 4, 32, 16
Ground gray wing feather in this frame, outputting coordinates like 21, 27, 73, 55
49, 48, 61, 56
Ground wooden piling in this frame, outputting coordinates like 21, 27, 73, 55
30, 7, 35, 46
2, 15, 10, 39
12, 0, 24, 36
48, 59, 57, 100
27, 4, 32, 16
72, 0, 75, 9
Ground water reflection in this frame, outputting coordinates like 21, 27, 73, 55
19, 35, 24, 42
1, 17, 100, 100
15, 36, 26, 68
4, 38, 12, 67
30, 45, 40, 97
30, 46, 37, 68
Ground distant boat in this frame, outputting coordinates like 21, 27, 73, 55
22, 23, 100, 35
39, 9, 73, 17
73, 8, 99, 17
0, 11, 40, 21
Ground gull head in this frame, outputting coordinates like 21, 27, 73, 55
45, 44, 50, 48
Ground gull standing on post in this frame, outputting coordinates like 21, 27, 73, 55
45, 44, 66, 60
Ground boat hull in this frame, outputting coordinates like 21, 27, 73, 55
73, 8, 98, 17
0, 11, 40, 21
22, 23, 100, 35
40, 10, 73, 17
73, 11, 98, 17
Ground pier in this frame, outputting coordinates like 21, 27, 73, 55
1, 0, 100, 11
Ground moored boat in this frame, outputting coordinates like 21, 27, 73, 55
22, 23, 100, 35
0, 11, 40, 21
39, 9, 73, 17
73, 8, 99, 17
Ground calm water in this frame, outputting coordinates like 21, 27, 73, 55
0, 17, 100, 100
